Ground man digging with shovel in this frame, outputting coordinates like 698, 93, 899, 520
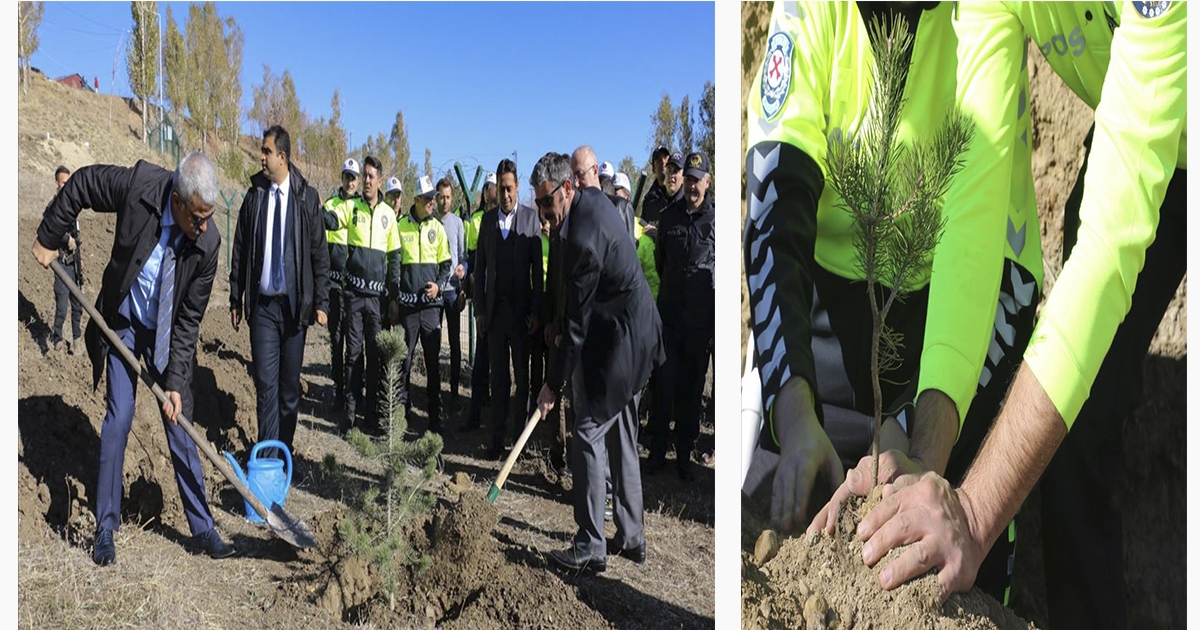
32, 153, 236, 566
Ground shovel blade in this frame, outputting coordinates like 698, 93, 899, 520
265, 503, 317, 549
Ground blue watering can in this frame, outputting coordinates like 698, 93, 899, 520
223, 440, 292, 524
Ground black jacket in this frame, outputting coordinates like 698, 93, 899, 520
229, 163, 330, 326
475, 203, 543, 332
606, 192, 638, 245
655, 193, 715, 331
547, 187, 665, 419
37, 160, 221, 393
640, 179, 681, 225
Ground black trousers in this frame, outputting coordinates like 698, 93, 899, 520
488, 300, 529, 450
344, 290, 384, 426
399, 305, 443, 432
442, 291, 463, 396
53, 261, 83, 341
249, 295, 306, 457
650, 322, 712, 467
466, 322, 490, 428
328, 286, 346, 402
1040, 149, 1187, 630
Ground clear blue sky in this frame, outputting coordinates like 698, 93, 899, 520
32, 2, 714, 194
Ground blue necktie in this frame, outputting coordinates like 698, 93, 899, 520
271, 187, 285, 293
154, 227, 178, 375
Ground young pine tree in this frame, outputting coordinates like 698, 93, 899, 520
338, 327, 443, 612
823, 12, 973, 488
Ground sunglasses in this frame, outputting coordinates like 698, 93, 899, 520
535, 181, 564, 210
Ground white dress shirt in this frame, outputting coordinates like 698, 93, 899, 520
259, 175, 290, 295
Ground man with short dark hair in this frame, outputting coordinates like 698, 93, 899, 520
395, 176, 452, 433
650, 151, 714, 481
324, 158, 361, 411
639, 145, 673, 224
475, 159, 543, 459
49, 165, 85, 354
230, 125, 330, 457
326, 155, 401, 434
531, 151, 664, 572
435, 176, 468, 415
33, 152, 235, 565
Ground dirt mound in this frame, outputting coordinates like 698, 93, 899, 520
743, 499, 1035, 630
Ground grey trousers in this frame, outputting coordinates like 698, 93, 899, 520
571, 371, 643, 557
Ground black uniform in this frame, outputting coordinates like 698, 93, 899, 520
649, 193, 715, 477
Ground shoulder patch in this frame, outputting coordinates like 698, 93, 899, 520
760, 31, 794, 121
1132, 1, 1171, 19
382, 216, 389, 229
427, 229, 437, 244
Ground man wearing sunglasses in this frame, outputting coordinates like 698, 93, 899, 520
531, 151, 663, 573
32, 152, 235, 565
474, 158, 543, 460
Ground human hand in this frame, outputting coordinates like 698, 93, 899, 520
808, 449, 925, 535
32, 240, 57, 269
162, 390, 182, 425
389, 301, 400, 324
67, 235, 77, 252
425, 282, 439, 299
316, 309, 327, 327
230, 308, 241, 332
858, 471, 984, 602
770, 379, 844, 534
536, 384, 556, 417
455, 265, 465, 280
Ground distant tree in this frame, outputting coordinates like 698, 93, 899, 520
328, 89, 347, 162
126, 1, 160, 144
18, 1, 45, 94
617, 155, 638, 181
249, 65, 300, 139
389, 110, 417, 194
214, 16, 243, 155
424, 148, 433, 184
184, 3, 219, 147
697, 80, 715, 164
675, 94, 694, 155
163, 6, 187, 122
649, 92, 676, 155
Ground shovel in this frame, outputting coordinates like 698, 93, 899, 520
49, 260, 317, 549
487, 408, 543, 504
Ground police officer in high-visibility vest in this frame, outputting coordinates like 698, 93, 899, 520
324, 155, 401, 434
744, 1, 1042, 605
854, 3, 1187, 626
324, 158, 360, 411
396, 176, 453, 434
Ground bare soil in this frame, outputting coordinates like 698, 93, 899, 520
740, 4, 1186, 629
17, 73, 716, 629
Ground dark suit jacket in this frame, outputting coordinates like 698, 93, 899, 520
37, 160, 221, 393
228, 163, 329, 326
475, 203, 543, 332
547, 187, 665, 420
606, 192, 637, 245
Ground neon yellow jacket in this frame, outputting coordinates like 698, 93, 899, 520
323, 189, 358, 285
635, 221, 660, 301
746, 1, 1039, 431
958, 1, 1187, 427
324, 195, 401, 297
396, 209, 452, 309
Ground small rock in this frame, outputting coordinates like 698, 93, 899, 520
759, 599, 771, 620
754, 529, 780, 565
796, 578, 810, 599
804, 593, 828, 630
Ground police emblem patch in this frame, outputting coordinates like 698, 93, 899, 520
688, 154, 702, 169
427, 229, 436, 244
382, 216, 389, 229
760, 31, 794, 121
1133, 0, 1171, 18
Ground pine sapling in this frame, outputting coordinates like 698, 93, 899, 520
824, 12, 973, 488
339, 327, 443, 612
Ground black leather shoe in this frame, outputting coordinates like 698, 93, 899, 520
191, 528, 236, 559
607, 538, 646, 564
93, 527, 116, 566
549, 547, 606, 573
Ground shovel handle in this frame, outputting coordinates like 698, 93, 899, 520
47, 259, 275, 523
488, 408, 543, 503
